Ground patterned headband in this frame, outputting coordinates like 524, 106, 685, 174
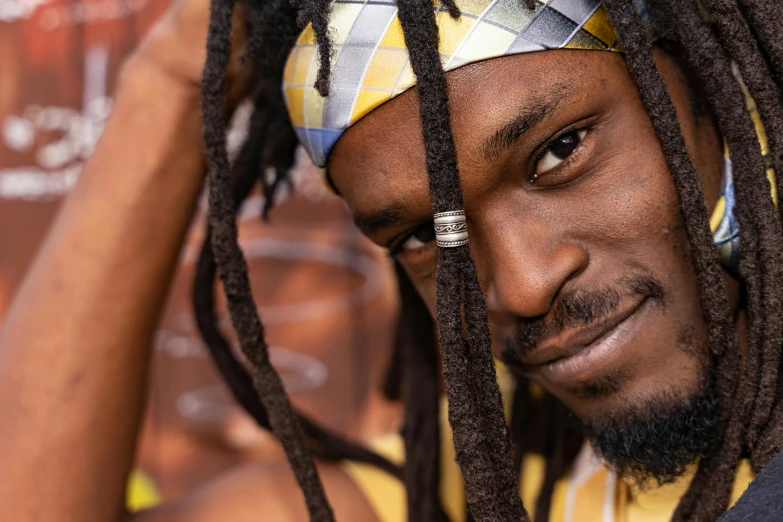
282, 0, 626, 169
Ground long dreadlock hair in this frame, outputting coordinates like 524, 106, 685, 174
195, 0, 783, 520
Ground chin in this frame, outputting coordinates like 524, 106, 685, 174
576, 366, 719, 486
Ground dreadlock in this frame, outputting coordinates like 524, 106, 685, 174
603, 0, 783, 518
701, 0, 783, 450
738, 0, 783, 89
391, 262, 450, 522
196, 0, 402, 494
393, 1, 527, 520
201, 0, 336, 518
194, 16, 403, 476
198, 0, 783, 521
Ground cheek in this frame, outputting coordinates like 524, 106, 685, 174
583, 156, 707, 337
593, 163, 688, 267
581, 151, 711, 360
569, 102, 692, 277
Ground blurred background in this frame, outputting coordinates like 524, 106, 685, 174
0, 0, 400, 505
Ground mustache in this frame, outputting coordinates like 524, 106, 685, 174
505, 274, 665, 360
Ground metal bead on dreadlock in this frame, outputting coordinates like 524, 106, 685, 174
434, 210, 469, 247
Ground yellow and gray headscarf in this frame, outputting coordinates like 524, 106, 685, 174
282, 0, 761, 272
283, 0, 622, 168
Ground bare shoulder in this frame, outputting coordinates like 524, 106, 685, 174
130, 460, 380, 522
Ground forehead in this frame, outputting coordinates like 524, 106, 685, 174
328, 49, 627, 207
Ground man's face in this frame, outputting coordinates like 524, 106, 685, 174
329, 48, 735, 479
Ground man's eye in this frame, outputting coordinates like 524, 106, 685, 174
534, 129, 587, 178
399, 223, 436, 252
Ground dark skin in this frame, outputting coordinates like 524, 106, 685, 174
330, 48, 743, 424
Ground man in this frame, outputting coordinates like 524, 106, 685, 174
2, 0, 783, 521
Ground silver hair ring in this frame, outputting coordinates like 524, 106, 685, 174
434, 210, 469, 248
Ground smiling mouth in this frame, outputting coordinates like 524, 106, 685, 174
518, 297, 650, 384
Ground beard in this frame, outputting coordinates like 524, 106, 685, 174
504, 271, 721, 487
582, 368, 720, 487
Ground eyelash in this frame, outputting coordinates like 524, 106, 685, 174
530, 125, 590, 183
389, 221, 434, 256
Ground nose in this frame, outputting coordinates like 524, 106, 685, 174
478, 215, 588, 320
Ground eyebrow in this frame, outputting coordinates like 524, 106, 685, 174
353, 202, 407, 236
480, 85, 575, 162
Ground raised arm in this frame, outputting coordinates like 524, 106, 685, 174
0, 3, 223, 519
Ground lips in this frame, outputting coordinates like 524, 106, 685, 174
518, 298, 647, 369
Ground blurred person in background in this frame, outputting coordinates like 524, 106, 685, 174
4, 1, 783, 522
